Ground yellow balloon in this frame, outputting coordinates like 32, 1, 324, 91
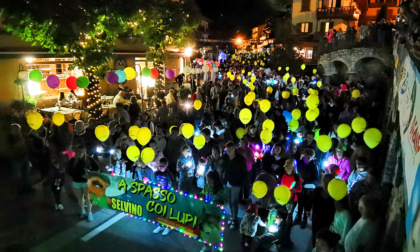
262, 119, 275, 132
169, 125, 176, 134
291, 109, 301, 120
194, 100, 202, 110
251, 76, 256, 82
260, 129, 272, 144
248, 72, 251, 76
254, 61, 258, 65
301, 64, 306, 70
274, 185, 291, 205
363, 128, 382, 149
289, 119, 299, 131
243, 79, 248, 84
242, 70, 245, 74
291, 77, 296, 83
237, 76, 241, 80
249, 83, 255, 91
141, 147, 155, 164
230, 75, 235, 81
236, 128, 246, 139
248, 91, 256, 101
352, 89, 360, 99
306, 108, 319, 122
337, 124, 351, 139
282, 91, 290, 99
124, 67, 137, 80
283, 73, 290, 82
292, 88, 299, 95
278, 66, 282, 71
244, 94, 254, 106
227, 72, 232, 77
52, 112, 65, 126
259, 99, 271, 113
129, 125, 140, 140
181, 123, 195, 139
351, 117, 367, 134
126, 146, 140, 162
316, 135, 332, 152
137, 127, 152, 145
317, 81, 322, 88
286, 67, 289, 71
327, 179, 347, 201
239, 108, 252, 125
252, 181, 268, 199
193, 135, 206, 150
27, 111, 43, 130
266, 86, 273, 94
95, 125, 110, 142
313, 69, 317, 74
306, 95, 319, 109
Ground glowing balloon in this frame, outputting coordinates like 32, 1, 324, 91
289, 119, 299, 132
267, 86, 273, 94
251, 76, 256, 82
237, 76, 241, 80
239, 108, 252, 125
282, 91, 290, 99
317, 81, 322, 88
306, 95, 319, 109
249, 83, 255, 91
181, 123, 194, 139
244, 94, 254, 106
137, 127, 152, 145
141, 67, 152, 77
260, 129, 272, 144
115, 70, 127, 83
166, 69, 175, 79
351, 117, 367, 133
352, 89, 360, 99
95, 125, 110, 142
262, 119, 275, 132
274, 185, 291, 205
253, 181, 268, 199
292, 88, 299, 95
46, 75, 60, 89
278, 66, 282, 71
337, 124, 351, 139
328, 179, 347, 201
316, 135, 332, 152
193, 135, 206, 150
248, 72, 251, 76
76, 76, 89, 88
292, 109, 301, 120
286, 67, 289, 71
106, 72, 119, 84
283, 110, 292, 123
243, 79, 248, 84
169, 125, 176, 134
259, 99, 271, 113
194, 100, 202, 110
27, 111, 43, 130
129, 126, 140, 140
363, 128, 382, 149
306, 108, 319, 122
66, 76, 77, 90
283, 73, 290, 82
52, 112, 65, 126
236, 128, 246, 139
291, 77, 296, 83
126, 146, 140, 162
313, 69, 317, 74
301, 64, 306, 70
141, 147, 155, 164
230, 75, 235, 81
124, 67, 137, 80
29, 70, 42, 82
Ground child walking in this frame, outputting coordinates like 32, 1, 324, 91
240, 203, 266, 247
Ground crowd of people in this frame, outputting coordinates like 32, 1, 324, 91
4, 52, 389, 252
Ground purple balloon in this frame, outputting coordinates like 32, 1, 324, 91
46, 75, 60, 89
166, 69, 175, 79
106, 72, 119, 84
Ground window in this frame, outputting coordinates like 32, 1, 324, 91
300, 22, 313, 33
320, 21, 334, 33
302, 0, 311, 11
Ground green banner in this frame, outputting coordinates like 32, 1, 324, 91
87, 172, 225, 249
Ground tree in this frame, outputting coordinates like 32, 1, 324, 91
0, 0, 199, 119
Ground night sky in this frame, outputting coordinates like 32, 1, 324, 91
194, 0, 279, 32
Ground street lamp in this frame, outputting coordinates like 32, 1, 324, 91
185, 47, 193, 57
236, 38, 243, 44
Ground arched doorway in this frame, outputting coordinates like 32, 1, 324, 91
355, 57, 391, 90
332, 60, 348, 85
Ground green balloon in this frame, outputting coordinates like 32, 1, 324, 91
29, 70, 43, 82
76, 76, 90, 88
141, 67, 152, 77
289, 119, 299, 131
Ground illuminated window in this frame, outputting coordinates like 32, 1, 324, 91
300, 23, 313, 33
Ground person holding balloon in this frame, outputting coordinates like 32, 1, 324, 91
176, 145, 196, 193
326, 144, 351, 182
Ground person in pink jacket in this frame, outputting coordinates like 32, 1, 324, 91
327, 144, 351, 182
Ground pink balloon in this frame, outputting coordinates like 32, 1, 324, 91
166, 69, 175, 79
47, 75, 60, 89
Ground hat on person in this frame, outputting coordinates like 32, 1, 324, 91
336, 143, 347, 152
246, 203, 258, 214
283, 159, 295, 168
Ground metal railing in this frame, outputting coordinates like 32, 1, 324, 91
317, 6, 356, 20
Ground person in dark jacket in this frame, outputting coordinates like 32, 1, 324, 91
295, 148, 319, 228
67, 145, 99, 222
262, 142, 286, 175
223, 141, 247, 229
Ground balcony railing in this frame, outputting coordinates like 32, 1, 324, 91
317, 6, 356, 20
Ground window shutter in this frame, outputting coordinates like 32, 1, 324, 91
308, 23, 313, 33
320, 22, 326, 33
297, 23, 302, 32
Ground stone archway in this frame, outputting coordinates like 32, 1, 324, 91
332, 60, 349, 85
354, 57, 392, 89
